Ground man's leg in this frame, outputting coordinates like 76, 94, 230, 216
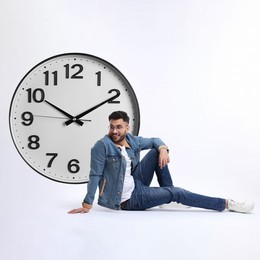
123, 148, 226, 211
122, 181, 226, 211
133, 148, 173, 187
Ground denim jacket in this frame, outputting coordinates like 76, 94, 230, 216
83, 133, 166, 210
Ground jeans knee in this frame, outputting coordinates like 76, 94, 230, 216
149, 148, 159, 157
169, 187, 187, 202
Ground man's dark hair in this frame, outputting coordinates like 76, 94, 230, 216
108, 111, 129, 123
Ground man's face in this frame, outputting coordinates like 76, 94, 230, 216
108, 119, 129, 144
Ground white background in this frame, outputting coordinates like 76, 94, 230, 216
1, 0, 260, 259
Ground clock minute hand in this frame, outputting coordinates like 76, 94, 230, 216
64, 90, 120, 126
44, 100, 84, 126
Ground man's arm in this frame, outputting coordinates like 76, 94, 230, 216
68, 141, 106, 214
136, 136, 170, 169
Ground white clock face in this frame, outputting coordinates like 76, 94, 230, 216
9, 53, 140, 184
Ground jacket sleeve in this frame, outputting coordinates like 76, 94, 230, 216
83, 140, 106, 205
137, 136, 166, 151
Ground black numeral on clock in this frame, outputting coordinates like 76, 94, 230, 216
64, 64, 83, 79
68, 159, 80, 173
26, 88, 45, 103
28, 135, 40, 149
46, 153, 58, 167
21, 111, 34, 126
44, 71, 58, 85
96, 71, 101, 86
108, 89, 120, 103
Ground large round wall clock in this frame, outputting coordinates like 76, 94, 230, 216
9, 53, 140, 184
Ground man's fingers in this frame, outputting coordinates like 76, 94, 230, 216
159, 156, 170, 169
68, 209, 79, 214
68, 207, 89, 214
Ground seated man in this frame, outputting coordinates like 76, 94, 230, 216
68, 111, 254, 214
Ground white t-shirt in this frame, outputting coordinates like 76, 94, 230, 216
120, 146, 135, 203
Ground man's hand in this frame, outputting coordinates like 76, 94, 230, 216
159, 148, 170, 169
67, 207, 90, 214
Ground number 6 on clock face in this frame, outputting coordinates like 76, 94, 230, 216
9, 53, 140, 184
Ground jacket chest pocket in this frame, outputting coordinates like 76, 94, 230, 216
106, 155, 120, 171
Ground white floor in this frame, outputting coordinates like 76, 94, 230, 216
1, 172, 259, 260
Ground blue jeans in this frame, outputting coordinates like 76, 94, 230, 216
121, 149, 226, 211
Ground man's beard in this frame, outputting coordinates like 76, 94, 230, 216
110, 133, 126, 144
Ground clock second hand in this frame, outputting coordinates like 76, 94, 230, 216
34, 115, 92, 122
44, 100, 84, 126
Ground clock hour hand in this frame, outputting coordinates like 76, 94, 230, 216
44, 100, 84, 126
64, 89, 120, 126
